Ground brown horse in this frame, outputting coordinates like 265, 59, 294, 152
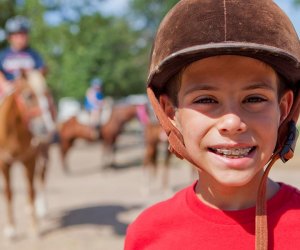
0, 71, 53, 239
140, 106, 173, 193
143, 122, 171, 182
59, 103, 142, 171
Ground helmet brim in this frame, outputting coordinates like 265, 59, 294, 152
148, 42, 300, 95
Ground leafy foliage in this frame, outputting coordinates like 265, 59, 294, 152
0, 0, 17, 49
294, 0, 300, 5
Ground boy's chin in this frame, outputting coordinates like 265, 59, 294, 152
207, 170, 262, 188
214, 178, 254, 188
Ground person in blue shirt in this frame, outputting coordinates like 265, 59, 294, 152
84, 77, 105, 127
0, 15, 46, 95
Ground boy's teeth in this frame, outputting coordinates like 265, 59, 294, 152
212, 147, 252, 158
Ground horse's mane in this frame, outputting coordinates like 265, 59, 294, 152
24, 70, 48, 95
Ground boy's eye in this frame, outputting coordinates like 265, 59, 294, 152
243, 96, 267, 103
194, 97, 217, 104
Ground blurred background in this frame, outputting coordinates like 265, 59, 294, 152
0, 0, 299, 250
0, 0, 298, 101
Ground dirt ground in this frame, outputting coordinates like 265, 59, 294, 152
1, 128, 300, 250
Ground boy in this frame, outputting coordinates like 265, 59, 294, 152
125, 0, 300, 249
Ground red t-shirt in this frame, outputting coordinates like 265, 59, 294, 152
125, 182, 300, 250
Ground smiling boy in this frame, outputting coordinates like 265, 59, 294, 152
125, 1, 300, 249
166, 55, 293, 209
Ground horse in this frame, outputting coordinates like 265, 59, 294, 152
0, 70, 54, 239
136, 101, 174, 193
58, 102, 142, 171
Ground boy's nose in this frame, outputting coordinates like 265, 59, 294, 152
216, 113, 247, 135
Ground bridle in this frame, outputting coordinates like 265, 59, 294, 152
0, 86, 43, 164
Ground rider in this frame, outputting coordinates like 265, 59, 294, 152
0, 15, 46, 96
84, 77, 104, 127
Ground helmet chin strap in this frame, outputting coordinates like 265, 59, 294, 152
147, 87, 196, 165
148, 86, 300, 250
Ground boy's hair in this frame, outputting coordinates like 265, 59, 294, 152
162, 65, 291, 106
162, 70, 183, 106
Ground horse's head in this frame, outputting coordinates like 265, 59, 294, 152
13, 70, 56, 141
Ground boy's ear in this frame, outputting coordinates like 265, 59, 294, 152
279, 90, 294, 124
159, 94, 176, 123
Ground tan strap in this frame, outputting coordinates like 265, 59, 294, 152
147, 87, 196, 165
256, 154, 280, 250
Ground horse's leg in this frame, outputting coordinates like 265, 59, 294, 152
1, 163, 17, 239
23, 156, 39, 237
161, 145, 172, 192
35, 144, 49, 218
60, 138, 73, 173
101, 142, 114, 168
141, 138, 159, 195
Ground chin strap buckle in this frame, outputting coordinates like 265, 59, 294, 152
280, 121, 299, 163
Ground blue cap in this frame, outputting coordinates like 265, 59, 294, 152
90, 78, 102, 87
5, 16, 31, 34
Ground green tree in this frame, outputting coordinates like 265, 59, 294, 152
0, 0, 17, 48
45, 14, 147, 100
129, 0, 179, 32
124, 0, 179, 95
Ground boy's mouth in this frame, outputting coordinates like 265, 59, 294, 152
209, 146, 256, 158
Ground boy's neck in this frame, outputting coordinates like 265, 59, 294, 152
194, 173, 280, 211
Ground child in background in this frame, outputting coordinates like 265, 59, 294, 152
84, 77, 104, 127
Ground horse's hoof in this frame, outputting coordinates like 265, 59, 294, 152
3, 225, 17, 240
35, 196, 48, 218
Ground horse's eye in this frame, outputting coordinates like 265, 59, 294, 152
22, 91, 34, 102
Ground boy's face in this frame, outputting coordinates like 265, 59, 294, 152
8, 32, 29, 51
161, 55, 293, 187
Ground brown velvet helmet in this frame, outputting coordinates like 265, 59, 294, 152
146, 1, 300, 249
147, 0, 300, 163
